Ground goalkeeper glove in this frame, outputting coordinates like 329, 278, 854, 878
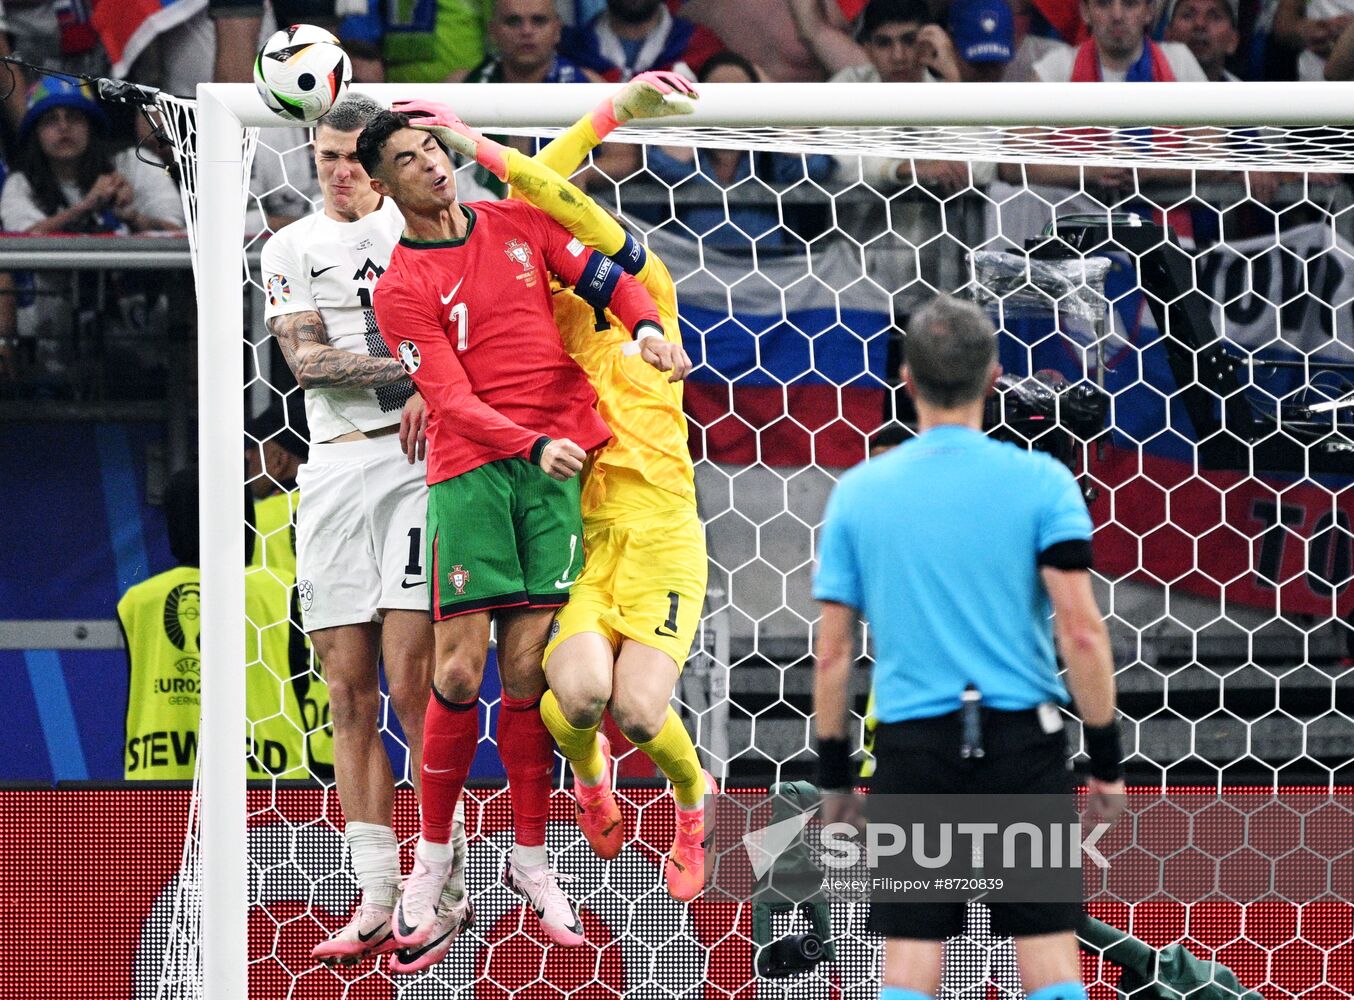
590, 70, 699, 141
392, 99, 510, 183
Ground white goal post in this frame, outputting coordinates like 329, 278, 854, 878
188, 80, 1354, 1000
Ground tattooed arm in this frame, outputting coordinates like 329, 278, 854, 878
268, 310, 408, 389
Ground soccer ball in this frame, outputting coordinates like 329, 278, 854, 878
253, 24, 351, 122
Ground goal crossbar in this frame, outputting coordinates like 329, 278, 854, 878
206, 80, 1354, 128
189, 79, 1350, 1000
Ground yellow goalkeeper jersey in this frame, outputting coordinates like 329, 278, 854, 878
550, 256, 695, 516
504, 128, 696, 517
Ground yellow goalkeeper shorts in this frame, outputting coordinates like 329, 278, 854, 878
545, 502, 707, 670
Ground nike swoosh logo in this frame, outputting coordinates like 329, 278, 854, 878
401, 579, 423, 590
398, 902, 474, 962
400, 927, 451, 961
553, 534, 578, 589
310, 265, 338, 277
654, 626, 678, 638
424, 765, 458, 775
356, 926, 389, 944
440, 276, 466, 305
527, 899, 581, 938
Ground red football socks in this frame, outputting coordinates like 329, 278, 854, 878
498, 694, 553, 848
419, 690, 479, 843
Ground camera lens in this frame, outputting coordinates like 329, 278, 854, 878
797, 933, 824, 962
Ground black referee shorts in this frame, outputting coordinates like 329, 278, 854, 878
865, 706, 1082, 942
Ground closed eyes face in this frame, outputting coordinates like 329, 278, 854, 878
375, 128, 457, 208
314, 126, 377, 214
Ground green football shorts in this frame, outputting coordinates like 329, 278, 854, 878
427, 458, 583, 620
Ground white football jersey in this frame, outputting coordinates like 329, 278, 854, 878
260, 199, 410, 443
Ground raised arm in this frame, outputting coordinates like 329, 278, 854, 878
267, 310, 407, 389
391, 88, 694, 381
787, 0, 869, 77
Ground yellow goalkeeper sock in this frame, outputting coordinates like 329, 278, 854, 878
634, 708, 705, 809
540, 690, 606, 786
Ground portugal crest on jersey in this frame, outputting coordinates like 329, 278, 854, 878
398, 340, 421, 374
504, 239, 538, 287
449, 564, 471, 595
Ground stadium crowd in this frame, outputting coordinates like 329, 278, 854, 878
0, 0, 1346, 389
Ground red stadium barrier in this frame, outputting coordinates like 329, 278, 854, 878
0, 787, 1347, 999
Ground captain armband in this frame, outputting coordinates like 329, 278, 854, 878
613, 232, 648, 276
575, 251, 622, 311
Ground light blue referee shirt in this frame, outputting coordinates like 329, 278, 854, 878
814, 425, 1094, 723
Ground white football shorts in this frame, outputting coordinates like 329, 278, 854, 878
294, 434, 429, 631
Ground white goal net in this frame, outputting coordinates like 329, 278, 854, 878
149, 82, 1353, 1000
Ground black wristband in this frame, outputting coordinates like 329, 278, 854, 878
529, 436, 551, 466
817, 737, 852, 791
633, 319, 663, 342
1083, 721, 1124, 782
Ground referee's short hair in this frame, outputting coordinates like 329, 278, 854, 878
904, 295, 998, 408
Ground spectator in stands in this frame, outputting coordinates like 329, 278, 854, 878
1, 77, 184, 235
857, 0, 1019, 83
1032, 0, 1208, 80
463, 0, 638, 197
795, 1, 995, 325
338, 0, 493, 83
1005, 0, 1205, 203
802, 0, 996, 192
946, 0, 1017, 81
687, 0, 838, 80
93, 0, 214, 98
3, 0, 108, 79
464, 0, 599, 81
0, 6, 29, 131
560, 0, 724, 80
1274, 0, 1354, 80
1163, 0, 1240, 80
0, 78, 184, 383
1323, 12, 1354, 75
787, 0, 869, 77
211, 0, 337, 83
643, 51, 835, 249
791, 0, 1010, 85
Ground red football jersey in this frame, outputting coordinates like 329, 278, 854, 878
374, 199, 661, 485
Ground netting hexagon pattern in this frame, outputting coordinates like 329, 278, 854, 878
151, 97, 1353, 998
